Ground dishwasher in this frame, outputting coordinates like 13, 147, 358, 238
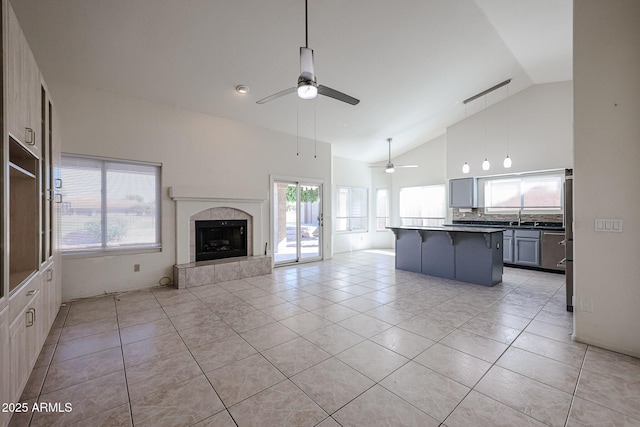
541, 231, 566, 271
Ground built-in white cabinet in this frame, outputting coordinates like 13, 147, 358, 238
0, 307, 10, 427
6, 1, 40, 155
2, 1, 62, 422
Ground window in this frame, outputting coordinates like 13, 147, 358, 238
336, 186, 368, 232
399, 185, 445, 226
484, 173, 562, 213
61, 154, 161, 252
376, 188, 390, 231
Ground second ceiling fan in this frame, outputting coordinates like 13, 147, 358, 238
256, 0, 359, 106
370, 138, 419, 173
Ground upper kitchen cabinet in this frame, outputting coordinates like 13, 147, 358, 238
449, 177, 477, 208
6, 1, 40, 156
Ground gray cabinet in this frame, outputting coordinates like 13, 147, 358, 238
514, 229, 541, 267
449, 178, 477, 208
503, 230, 514, 263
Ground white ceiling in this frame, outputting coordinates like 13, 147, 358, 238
11, 0, 572, 163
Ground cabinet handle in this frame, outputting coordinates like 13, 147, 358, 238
25, 128, 36, 145
557, 258, 567, 267
46, 189, 53, 201
559, 239, 567, 246
26, 289, 39, 297
47, 269, 54, 282
55, 178, 63, 188
55, 194, 63, 204
26, 309, 35, 327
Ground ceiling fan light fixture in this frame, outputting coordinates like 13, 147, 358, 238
385, 165, 395, 174
297, 82, 318, 99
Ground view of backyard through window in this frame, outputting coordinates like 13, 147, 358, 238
273, 182, 322, 264
336, 186, 367, 232
399, 185, 446, 226
484, 174, 563, 212
60, 155, 160, 252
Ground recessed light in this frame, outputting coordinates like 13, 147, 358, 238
235, 85, 250, 94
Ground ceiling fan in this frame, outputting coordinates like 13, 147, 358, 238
370, 138, 419, 173
256, 0, 359, 106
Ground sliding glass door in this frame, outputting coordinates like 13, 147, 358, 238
273, 180, 322, 265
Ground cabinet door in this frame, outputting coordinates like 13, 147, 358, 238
6, 2, 26, 144
503, 235, 514, 263
9, 309, 28, 402
514, 237, 541, 266
26, 290, 42, 372
6, 2, 40, 152
41, 266, 59, 334
0, 307, 11, 427
449, 178, 477, 208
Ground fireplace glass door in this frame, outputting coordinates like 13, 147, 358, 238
273, 181, 322, 265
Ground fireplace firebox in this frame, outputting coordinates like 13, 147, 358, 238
195, 220, 247, 262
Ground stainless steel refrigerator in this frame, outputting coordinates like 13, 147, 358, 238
563, 169, 574, 311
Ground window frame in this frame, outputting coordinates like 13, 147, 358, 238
60, 153, 162, 255
375, 188, 390, 231
335, 185, 368, 233
483, 172, 564, 214
399, 184, 446, 227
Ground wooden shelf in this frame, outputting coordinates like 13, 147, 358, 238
9, 162, 36, 180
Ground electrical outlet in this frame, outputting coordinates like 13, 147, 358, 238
134, 264, 140, 272
579, 297, 593, 312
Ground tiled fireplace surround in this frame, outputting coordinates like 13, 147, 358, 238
170, 188, 272, 288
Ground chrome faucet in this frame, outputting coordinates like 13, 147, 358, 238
517, 209, 522, 226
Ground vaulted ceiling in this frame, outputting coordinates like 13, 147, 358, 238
12, 0, 572, 163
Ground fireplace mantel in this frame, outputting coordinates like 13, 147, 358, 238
170, 186, 268, 265
169, 186, 268, 203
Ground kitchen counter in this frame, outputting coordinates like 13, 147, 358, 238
392, 225, 506, 233
450, 220, 564, 231
388, 226, 503, 286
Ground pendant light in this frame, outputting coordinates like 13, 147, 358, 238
481, 94, 490, 171
462, 104, 470, 174
503, 81, 512, 168
462, 79, 512, 174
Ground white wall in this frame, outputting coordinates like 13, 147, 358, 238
390, 134, 448, 225
332, 156, 381, 253
51, 82, 332, 300
573, 0, 640, 357
447, 82, 573, 180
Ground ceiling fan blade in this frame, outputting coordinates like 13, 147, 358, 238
256, 87, 296, 104
397, 165, 419, 168
300, 47, 316, 81
318, 85, 360, 105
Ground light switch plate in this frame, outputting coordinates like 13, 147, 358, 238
595, 219, 622, 233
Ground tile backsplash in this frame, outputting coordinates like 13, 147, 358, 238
452, 208, 563, 224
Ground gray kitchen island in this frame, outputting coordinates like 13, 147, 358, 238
388, 225, 505, 286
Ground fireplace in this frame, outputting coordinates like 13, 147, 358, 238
195, 220, 247, 262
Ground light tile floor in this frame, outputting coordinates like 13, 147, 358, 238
10, 250, 640, 427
